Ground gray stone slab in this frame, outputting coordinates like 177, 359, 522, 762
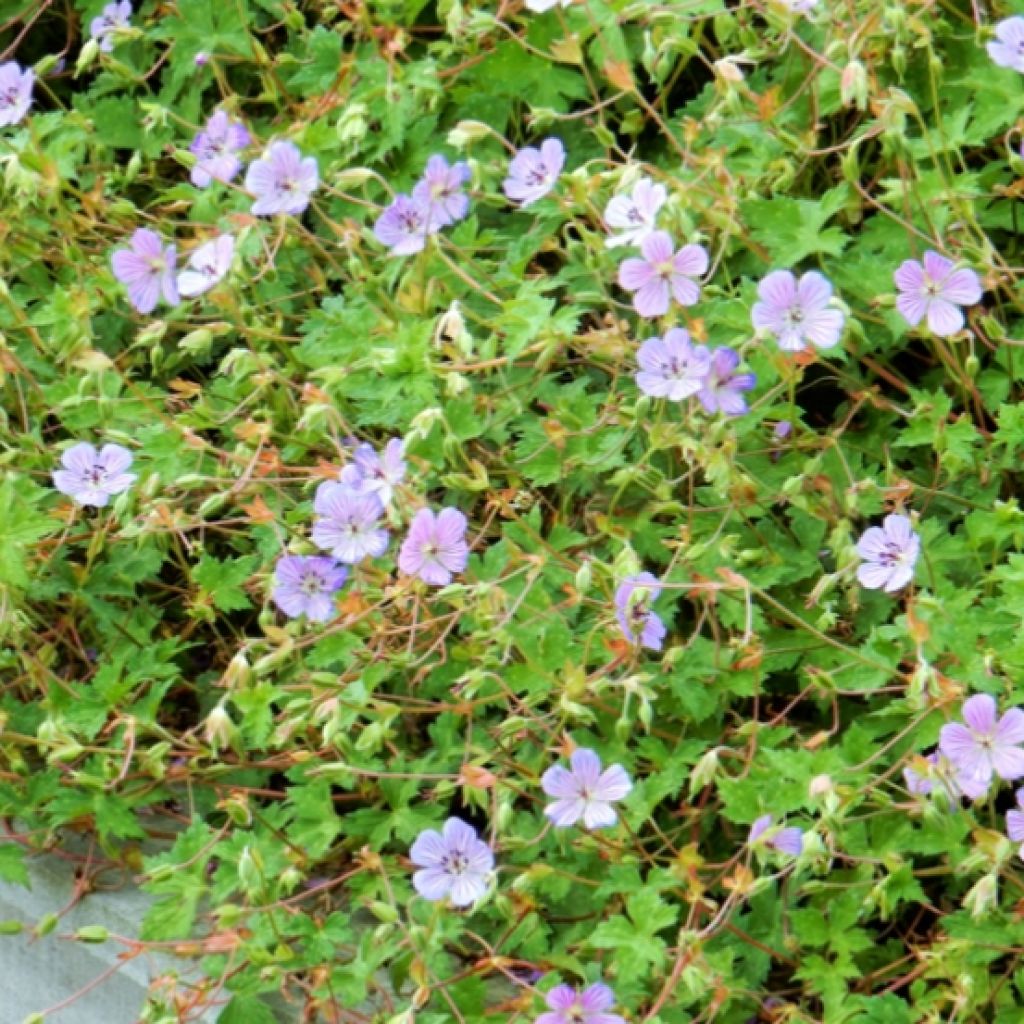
0, 842, 222, 1024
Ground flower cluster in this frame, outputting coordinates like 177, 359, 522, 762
375, 154, 472, 255
112, 228, 235, 314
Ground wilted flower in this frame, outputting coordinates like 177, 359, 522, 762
855, 513, 920, 593
374, 194, 436, 255
541, 748, 632, 829
90, 1, 132, 52
311, 485, 389, 564
53, 442, 137, 507
751, 270, 845, 352
246, 140, 318, 216
988, 17, 1024, 73
412, 154, 471, 227
410, 817, 493, 907
893, 250, 982, 337
748, 815, 803, 855
635, 327, 712, 401
903, 751, 962, 803
503, 138, 565, 207
189, 110, 250, 188
111, 228, 179, 314
339, 438, 406, 507
618, 231, 707, 317
603, 177, 666, 249
939, 694, 1024, 800
614, 572, 666, 650
177, 235, 234, 297
0, 62, 32, 128
535, 985, 625, 1024
398, 507, 470, 586
697, 347, 756, 416
271, 555, 348, 622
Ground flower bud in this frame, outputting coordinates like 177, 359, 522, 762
204, 704, 236, 751
840, 60, 868, 110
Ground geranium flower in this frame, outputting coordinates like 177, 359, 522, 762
410, 818, 493, 907
189, 111, 250, 188
374, 194, 436, 255
618, 231, 707, 317
535, 984, 626, 1024
111, 228, 179, 314
52, 443, 137, 507
177, 235, 234, 297
939, 694, 1024, 800
246, 140, 318, 216
634, 327, 712, 401
311, 485, 389, 564
90, 1, 132, 52
696, 347, 756, 416
751, 270, 845, 351
0, 62, 32, 128
541, 749, 632, 829
412, 154, 471, 227
988, 17, 1024, 72
748, 815, 803, 855
893, 250, 982, 337
855, 514, 920, 593
1007, 789, 1024, 850
503, 138, 565, 207
614, 572, 666, 650
398, 507, 469, 586
271, 555, 347, 622
339, 438, 406, 507
603, 177, 666, 249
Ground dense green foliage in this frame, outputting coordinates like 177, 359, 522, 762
4, 0, 1024, 1021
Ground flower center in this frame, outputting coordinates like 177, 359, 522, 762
877, 542, 908, 568
442, 851, 469, 875
525, 167, 549, 187
299, 573, 323, 596
656, 259, 675, 278
86, 466, 108, 486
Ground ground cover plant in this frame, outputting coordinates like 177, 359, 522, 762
3, 0, 1024, 1021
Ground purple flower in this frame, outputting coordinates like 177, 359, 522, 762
618, 231, 707, 318
541, 749, 632, 829
1007, 789, 1024, 843
245, 140, 318, 216
189, 111, 250, 188
272, 555, 347, 622
751, 270, 845, 352
409, 817, 494, 907
90, 1, 131, 52
339, 438, 406, 507
503, 138, 565, 207
614, 572, 666, 651
52, 442, 136, 507
0, 62, 33, 128
603, 177, 666, 249
697, 347, 756, 416
177, 235, 234, 297
398, 507, 470, 586
536, 984, 626, 1024
111, 228, 179, 314
855, 513, 920, 593
939, 694, 1024, 800
635, 327, 712, 402
412, 154, 471, 228
893, 250, 982, 337
988, 17, 1024, 72
194, 51, 210, 67
748, 815, 803, 856
311, 484, 389, 564
373, 194, 436, 255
